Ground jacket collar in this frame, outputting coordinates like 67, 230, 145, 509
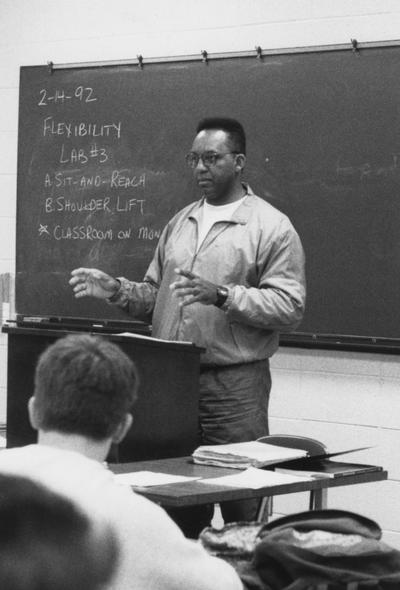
188, 183, 255, 225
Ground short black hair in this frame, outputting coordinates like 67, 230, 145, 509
33, 334, 138, 440
196, 117, 246, 155
0, 473, 118, 590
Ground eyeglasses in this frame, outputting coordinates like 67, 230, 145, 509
185, 151, 239, 168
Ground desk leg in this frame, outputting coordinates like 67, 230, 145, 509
256, 496, 272, 522
310, 488, 328, 510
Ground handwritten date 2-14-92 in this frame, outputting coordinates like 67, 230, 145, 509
38, 86, 98, 106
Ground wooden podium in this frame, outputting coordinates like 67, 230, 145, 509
3, 325, 202, 462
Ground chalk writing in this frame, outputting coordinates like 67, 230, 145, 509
43, 117, 121, 139
53, 225, 114, 240
32, 74, 161, 256
138, 227, 161, 240
44, 173, 102, 188
45, 197, 112, 213
116, 197, 145, 214
44, 196, 145, 215
110, 170, 146, 188
43, 171, 146, 190
59, 143, 109, 165
38, 86, 98, 106
336, 154, 400, 182
39, 225, 134, 241
118, 228, 132, 239
38, 224, 50, 236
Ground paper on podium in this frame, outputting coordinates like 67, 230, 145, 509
117, 332, 193, 345
200, 467, 312, 489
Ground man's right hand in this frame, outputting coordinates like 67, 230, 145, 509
69, 268, 120, 300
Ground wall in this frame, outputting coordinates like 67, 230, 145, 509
270, 347, 400, 547
1, 0, 400, 545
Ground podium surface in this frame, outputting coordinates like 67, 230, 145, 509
3, 325, 202, 462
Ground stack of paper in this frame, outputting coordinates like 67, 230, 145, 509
192, 441, 308, 469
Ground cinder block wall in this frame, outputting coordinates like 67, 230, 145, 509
1, 0, 399, 545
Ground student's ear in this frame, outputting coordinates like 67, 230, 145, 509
111, 413, 133, 444
27, 396, 39, 430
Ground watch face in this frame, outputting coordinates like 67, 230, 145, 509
216, 286, 228, 307
216, 287, 224, 297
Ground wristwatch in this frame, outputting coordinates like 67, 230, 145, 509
215, 286, 229, 308
107, 278, 121, 303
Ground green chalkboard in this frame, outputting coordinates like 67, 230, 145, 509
16, 45, 400, 346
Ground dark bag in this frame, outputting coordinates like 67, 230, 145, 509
243, 509, 400, 590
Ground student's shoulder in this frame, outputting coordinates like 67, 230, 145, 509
0, 445, 106, 502
111, 479, 181, 528
113, 485, 243, 590
0, 444, 48, 471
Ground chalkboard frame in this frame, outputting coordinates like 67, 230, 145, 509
16, 39, 400, 354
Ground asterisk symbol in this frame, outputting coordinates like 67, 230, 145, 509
38, 224, 50, 236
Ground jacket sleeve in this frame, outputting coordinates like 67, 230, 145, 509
108, 224, 170, 321
225, 217, 306, 332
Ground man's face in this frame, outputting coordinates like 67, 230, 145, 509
189, 129, 239, 204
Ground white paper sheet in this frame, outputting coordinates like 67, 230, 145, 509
114, 470, 201, 487
200, 467, 312, 489
117, 332, 192, 345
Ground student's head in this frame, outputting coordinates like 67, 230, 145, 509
187, 117, 247, 203
0, 472, 118, 590
30, 334, 138, 441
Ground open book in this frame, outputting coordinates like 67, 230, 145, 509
192, 441, 308, 469
273, 446, 379, 478
275, 458, 383, 479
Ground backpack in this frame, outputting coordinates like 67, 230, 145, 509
242, 509, 400, 590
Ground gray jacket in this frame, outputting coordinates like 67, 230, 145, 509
112, 186, 306, 366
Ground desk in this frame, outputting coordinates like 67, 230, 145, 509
111, 456, 387, 514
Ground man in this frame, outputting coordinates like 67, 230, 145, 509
0, 472, 118, 590
0, 334, 242, 590
69, 117, 306, 533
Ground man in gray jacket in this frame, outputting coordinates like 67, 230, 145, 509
70, 117, 306, 535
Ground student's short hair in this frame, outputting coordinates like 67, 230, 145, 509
0, 473, 118, 590
196, 117, 246, 155
33, 334, 138, 440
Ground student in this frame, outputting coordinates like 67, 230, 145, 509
69, 117, 306, 534
0, 334, 242, 590
0, 472, 118, 590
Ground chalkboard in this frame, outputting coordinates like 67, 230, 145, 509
16, 44, 400, 347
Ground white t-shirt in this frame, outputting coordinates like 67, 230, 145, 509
196, 197, 247, 252
0, 444, 242, 590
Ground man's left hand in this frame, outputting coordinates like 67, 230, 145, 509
170, 268, 218, 307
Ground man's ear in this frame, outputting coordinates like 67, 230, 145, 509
28, 396, 39, 430
111, 413, 133, 444
235, 153, 246, 173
